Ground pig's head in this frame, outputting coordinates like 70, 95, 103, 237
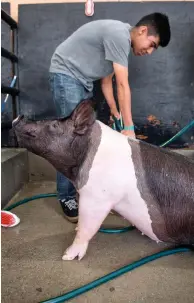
12, 100, 96, 181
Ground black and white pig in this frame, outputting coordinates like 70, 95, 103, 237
12, 100, 194, 260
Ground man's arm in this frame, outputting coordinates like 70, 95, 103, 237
113, 62, 135, 137
102, 29, 134, 136
101, 73, 120, 119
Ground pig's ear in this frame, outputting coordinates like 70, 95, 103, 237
72, 100, 96, 135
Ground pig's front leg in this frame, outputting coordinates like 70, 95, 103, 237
62, 194, 112, 261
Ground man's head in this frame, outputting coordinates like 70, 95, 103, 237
131, 13, 171, 56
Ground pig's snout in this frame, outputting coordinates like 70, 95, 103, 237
12, 115, 37, 139
12, 115, 24, 127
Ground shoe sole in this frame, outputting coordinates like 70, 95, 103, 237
63, 213, 78, 224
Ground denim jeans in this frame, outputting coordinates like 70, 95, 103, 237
49, 72, 93, 200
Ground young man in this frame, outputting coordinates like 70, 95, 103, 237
49, 12, 171, 223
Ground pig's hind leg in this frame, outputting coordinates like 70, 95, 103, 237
62, 194, 112, 261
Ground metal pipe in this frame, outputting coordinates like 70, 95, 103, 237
1, 47, 18, 62
1, 8, 17, 29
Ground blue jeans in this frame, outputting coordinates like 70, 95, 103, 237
49, 72, 93, 200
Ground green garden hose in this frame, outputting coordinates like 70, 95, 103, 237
160, 120, 194, 147
40, 247, 192, 303
5, 194, 57, 211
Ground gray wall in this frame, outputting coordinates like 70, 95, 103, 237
17, 2, 194, 146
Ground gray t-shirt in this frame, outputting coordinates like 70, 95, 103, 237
49, 20, 132, 91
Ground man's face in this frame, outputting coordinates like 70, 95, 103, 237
132, 26, 160, 56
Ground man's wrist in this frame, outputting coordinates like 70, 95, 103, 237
109, 103, 117, 111
124, 125, 135, 131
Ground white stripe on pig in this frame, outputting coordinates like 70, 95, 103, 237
79, 121, 160, 242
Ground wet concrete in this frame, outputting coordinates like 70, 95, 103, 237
2, 181, 194, 303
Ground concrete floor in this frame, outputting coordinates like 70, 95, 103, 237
2, 181, 194, 303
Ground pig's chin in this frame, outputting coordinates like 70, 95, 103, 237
15, 132, 38, 153
17, 137, 33, 150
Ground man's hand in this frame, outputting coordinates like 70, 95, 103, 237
121, 129, 136, 138
110, 106, 120, 120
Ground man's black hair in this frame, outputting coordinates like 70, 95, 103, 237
136, 13, 171, 47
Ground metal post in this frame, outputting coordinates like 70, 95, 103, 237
11, 28, 18, 119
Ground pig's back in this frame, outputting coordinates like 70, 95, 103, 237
129, 139, 194, 245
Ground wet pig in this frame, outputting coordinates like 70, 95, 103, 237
12, 100, 194, 260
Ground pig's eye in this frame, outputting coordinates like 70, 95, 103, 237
50, 121, 58, 130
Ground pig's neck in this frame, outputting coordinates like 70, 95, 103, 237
49, 122, 99, 185
73, 121, 102, 190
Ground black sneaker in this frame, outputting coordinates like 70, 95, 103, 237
59, 198, 78, 223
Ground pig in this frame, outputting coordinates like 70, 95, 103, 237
12, 100, 194, 260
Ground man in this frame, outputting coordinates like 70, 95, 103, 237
49, 13, 171, 223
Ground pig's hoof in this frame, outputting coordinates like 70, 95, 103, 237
62, 242, 88, 261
